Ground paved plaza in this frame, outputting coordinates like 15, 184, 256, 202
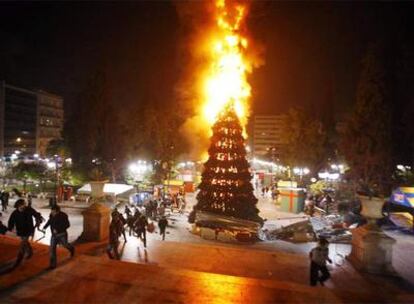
1, 193, 414, 303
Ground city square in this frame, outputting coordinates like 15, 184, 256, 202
1, 0, 414, 303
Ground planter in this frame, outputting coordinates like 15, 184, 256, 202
89, 180, 108, 199
348, 195, 396, 275
360, 195, 385, 229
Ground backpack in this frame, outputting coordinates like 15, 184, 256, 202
147, 222, 155, 233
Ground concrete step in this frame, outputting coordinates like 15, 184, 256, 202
1, 236, 413, 303
2, 254, 341, 303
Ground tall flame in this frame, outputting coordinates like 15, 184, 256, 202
202, 0, 252, 128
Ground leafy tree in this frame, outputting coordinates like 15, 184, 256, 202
339, 44, 392, 195
279, 107, 328, 175
130, 103, 187, 184
12, 161, 47, 192
46, 139, 70, 158
65, 71, 127, 181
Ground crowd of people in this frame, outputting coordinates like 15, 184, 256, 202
0, 191, 181, 270
0, 189, 337, 288
107, 201, 171, 260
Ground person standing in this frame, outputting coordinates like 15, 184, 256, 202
43, 205, 75, 269
158, 216, 168, 241
309, 238, 332, 286
134, 214, 148, 248
7, 199, 36, 268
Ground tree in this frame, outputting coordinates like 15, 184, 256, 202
46, 139, 70, 159
65, 71, 127, 181
189, 105, 262, 224
130, 103, 187, 184
339, 44, 392, 194
279, 108, 328, 174
12, 161, 47, 192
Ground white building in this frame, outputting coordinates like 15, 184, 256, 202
252, 115, 286, 158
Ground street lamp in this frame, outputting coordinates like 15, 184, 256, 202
293, 167, 310, 181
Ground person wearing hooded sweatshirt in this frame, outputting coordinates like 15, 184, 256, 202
7, 199, 37, 268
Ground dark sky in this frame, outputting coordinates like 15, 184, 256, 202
0, 1, 413, 118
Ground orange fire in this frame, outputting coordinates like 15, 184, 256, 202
201, 0, 252, 128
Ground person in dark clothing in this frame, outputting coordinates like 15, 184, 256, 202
7, 199, 36, 268
124, 205, 131, 217
134, 214, 148, 248
309, 238, 332, 286
1, 191, 6, 211
26, 201, 45, 240
107, 218, 121, 260
158, 216, 168, 241
112, 209, 127, 242
0, 220, 7, 234
43, 205, 74, 269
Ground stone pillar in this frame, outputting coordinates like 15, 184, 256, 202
348, 196, 397, 275
348, 225, 396, 275
79, 181, 110, 242
81, 202, 110, 242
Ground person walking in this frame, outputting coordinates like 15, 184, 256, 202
112, 209, 127, 242
43, 205, 75, 269
158, 216, 168, 241
7, 199, 36, 268
107, 215, 121, 260
4, 191, 9, 209
1, 191, 6, 212
309, 238, 332, 286
134, 214, 148, 248
27, 200, 45, 240
124, 205, 131, 217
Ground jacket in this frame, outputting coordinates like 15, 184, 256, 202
158, 218, 168, 230
310, 245, 330, 266
8, 208, 35, 237
44, 211, 70, 235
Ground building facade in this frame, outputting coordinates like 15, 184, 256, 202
252, 115, 286, 159
0, 81, 63, 157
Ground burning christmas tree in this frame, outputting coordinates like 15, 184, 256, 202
189, 103, 263, 225
187, 1, 263, 233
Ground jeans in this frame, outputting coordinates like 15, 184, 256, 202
137, 229, 146, 247
106, 241, 120, 259
310, 261, 330, 286
14, 236, 33, 267
160, 228, 166, 240
50, 232, 74, 267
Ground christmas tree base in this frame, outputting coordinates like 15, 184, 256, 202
193, 211, 261, 243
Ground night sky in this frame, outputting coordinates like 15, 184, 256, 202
0, 1, 413, 119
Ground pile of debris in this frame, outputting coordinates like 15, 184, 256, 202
263, 219, 316, 242
262, 214, 353, 243
309, 215, 352, 243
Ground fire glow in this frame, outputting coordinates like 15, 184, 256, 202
202, 0, 252, 128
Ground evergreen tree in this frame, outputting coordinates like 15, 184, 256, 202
339, 44, 392, 194
190, 105, 262, 224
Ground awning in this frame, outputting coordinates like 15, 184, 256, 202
77, 183, 135, 196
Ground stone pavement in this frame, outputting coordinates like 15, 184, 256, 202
1, 235, 413, 303
1, 255, 341, 304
